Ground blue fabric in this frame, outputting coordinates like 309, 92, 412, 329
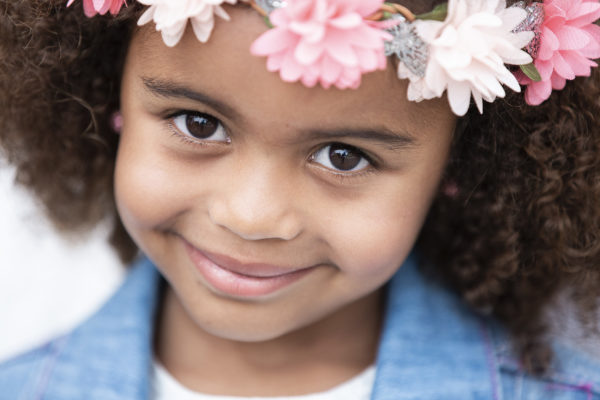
1, 255, 599, 400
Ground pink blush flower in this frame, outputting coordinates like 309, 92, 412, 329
66, 0, 126, 17
250, 0, 390, 90
517, 0, 600, 105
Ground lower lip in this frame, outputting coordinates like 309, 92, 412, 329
184, 242, 313, 298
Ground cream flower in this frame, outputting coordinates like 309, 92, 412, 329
137, 0, 237, 47
406, 0, 534, 116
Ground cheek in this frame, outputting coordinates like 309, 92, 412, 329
324, 194, 423, 278
321, 162, 447, 281
113, 126, 187, 235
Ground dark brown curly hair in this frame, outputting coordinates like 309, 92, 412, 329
1, 0, 599, 374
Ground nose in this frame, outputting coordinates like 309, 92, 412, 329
208, 163, 303, 241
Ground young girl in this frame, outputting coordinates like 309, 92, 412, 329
1, 0, 600, 398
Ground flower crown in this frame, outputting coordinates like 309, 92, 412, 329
67, 0, 600, 116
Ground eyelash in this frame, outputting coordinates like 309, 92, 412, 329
308, 145, 379, 182
322, 165, 378, 184
162, 110, 380, 183
168, 127, 210, 147
165, 110, 230, 148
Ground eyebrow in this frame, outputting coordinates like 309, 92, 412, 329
301, 128, 417, 150
142, 76, 417, 150
142, 77, 242, 121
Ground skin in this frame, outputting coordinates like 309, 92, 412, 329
115, 5, 456, 397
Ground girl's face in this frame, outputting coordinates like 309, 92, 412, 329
115, 7, 455, 342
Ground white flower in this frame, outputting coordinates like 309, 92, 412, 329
137, 0, 237, 47
397, 63, 437, 102
406, 0, 534, 116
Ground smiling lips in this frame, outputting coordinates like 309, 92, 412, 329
183, 240, 315, 298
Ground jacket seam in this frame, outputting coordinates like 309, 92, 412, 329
32, 334, 71, 400
479, 318, 502, 400
543, 374, 599, 397
544, 381, 595, 400
498, 365, 600, 397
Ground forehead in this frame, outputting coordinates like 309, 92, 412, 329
125, 5, 453, 137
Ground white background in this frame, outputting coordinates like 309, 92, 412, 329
0, 162, 125, 362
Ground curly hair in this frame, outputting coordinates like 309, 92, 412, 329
419, 71, 600, 372
1, 0, 599, 374
0, 0, 143, 261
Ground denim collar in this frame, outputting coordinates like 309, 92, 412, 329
371, 255, 499, 400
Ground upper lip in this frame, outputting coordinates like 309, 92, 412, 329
185, 239, 314, 278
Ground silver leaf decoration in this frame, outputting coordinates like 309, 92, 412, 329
512, 1, 545, 59
255, 0, 287, 14
384, 15, 429, 78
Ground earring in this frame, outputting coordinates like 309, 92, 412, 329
442, 182, 459, 198
110, 111, 123, 133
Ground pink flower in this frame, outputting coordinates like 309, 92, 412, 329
66, 0, 126, 17
250, 0, 390, 90
517, 0, 600, 105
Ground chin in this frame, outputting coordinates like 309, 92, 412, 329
197, 317, 303, 343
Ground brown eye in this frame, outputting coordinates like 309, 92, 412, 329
172, 112, 229, 141
312, 143, 370, 172
329, 144, 363, 170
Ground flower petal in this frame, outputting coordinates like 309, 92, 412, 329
329, 13, 362, 29
570, 2, 600, 27
525, 80, 552, 105
539, 27, 560, 60
294, 39, 323, 65
326, 41, 358, 67
556, 25, 590, 50
251, 29, 298, 56
280, 53, 305, 82
552, 51, 575, 79
550, 72, 567, 90
266, 52, 285, 71
447, 80, 472, 116
320, 54, 343, 83
190, 14, 214, 42
562, 50, 595, 76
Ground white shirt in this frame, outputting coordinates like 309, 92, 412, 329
151, 359, 376, 400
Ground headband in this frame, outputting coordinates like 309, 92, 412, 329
67, 0, 600, 116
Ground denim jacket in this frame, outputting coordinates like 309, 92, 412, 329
1, 256, 599, 400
